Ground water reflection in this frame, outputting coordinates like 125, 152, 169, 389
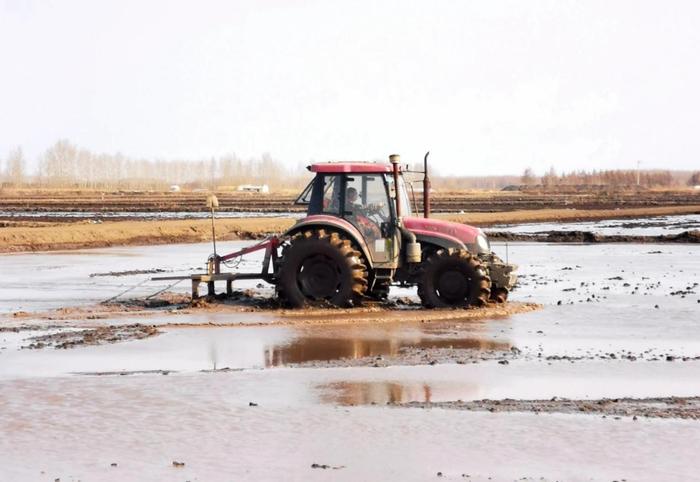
263, 335, 510, 367
318, 381, 480, 405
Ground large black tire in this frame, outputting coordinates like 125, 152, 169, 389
276, 229, 368, 307
417, 248, 491, 308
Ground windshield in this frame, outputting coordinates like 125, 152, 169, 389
294, 179, 314, 205
385, 174, 412, 217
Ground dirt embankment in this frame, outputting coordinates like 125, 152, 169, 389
437, 205, 700, 226
0, 217, 294, 253
1, 205, 699, 253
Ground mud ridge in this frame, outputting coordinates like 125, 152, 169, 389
489, 229, 700, 243
396, 396, 700, 419
2, 290, 541, 329
23, 324, 160, 349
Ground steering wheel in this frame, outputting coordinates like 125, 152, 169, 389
364, 202, 387, 221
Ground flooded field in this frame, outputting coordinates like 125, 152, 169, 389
1, 227, 699, 480
487, 213, 700, 236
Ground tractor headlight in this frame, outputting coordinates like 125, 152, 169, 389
476, 231, 490, 253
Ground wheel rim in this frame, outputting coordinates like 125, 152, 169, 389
435, 269, 469, 304
297, 254, 342, 300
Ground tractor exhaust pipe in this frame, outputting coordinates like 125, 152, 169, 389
423, 151, 430, 218
389, 154, 402, 218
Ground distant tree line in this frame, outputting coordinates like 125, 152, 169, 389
0, 141, 698, 191
0, 140, 309, 190
518, 166, 697, 189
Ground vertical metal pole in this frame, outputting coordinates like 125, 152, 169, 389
423, 151, 431, 218
207, 194, 220, 274
210, 207, 217, 257
389, 154, 401, 218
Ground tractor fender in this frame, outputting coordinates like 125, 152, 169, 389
410, 229, 467, 252
282, 215, 375, 268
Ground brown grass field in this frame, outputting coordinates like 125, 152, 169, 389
1, 204, 699, 253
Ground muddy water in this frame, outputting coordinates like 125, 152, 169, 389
1, 237, 699, 480
0, 321, 509, 377
0, 241, 267, 313
2, 373, 698, 482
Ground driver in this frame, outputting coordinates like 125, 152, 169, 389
345, 187, 384, 240
345, 187, 362, 213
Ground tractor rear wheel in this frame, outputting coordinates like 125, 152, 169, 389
277, 229, 368, 307
417, 248, 491, 308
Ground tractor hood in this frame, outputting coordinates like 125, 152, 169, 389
403, 216, 486, 251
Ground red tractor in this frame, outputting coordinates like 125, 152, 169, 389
188, 154, 517, 308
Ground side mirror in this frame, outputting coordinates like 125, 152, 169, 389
380, 222, 393, 238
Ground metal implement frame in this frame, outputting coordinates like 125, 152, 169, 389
153, 236, 283, 299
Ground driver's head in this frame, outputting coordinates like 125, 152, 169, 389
346, 187, 358, 203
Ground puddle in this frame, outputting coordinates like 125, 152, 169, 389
0, 321, 511, 378
319, 380, 475, 405
263, 330, 510, 366
316, 361, 700, 406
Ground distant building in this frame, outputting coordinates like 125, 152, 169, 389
237, 184, 270, 193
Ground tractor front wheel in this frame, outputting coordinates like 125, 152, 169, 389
277, 229, 368, 307
490, 287, 509, 303
417, 248, 491, 308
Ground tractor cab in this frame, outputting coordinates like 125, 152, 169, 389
295, 163, 408, 264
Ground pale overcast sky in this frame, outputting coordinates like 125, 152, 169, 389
1, 0, 699, 175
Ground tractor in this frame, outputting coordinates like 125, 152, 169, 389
167, 153, 517, 308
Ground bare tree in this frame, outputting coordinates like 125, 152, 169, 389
40, 139, 78, 185
6, 146, 26, 186
521, 167, 536, 185
541, 166, 558, 187
688, 172, 700, 186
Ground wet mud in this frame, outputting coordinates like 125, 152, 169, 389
397, 396, 700, 420
22, 324, 160, 349
89, 268, 169, 277
1, 288, 540, 330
